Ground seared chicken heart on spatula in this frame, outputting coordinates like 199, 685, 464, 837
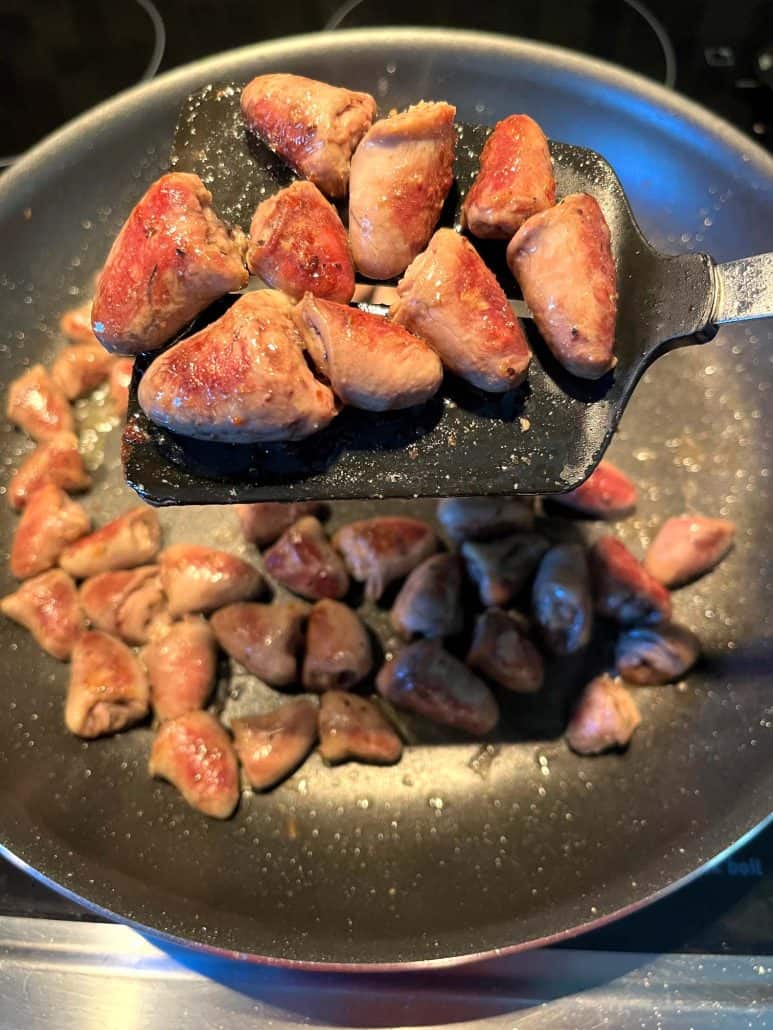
241, 73, 377, 199
293, 295, 442, 410
138, 290, 338, 444
91, 172, 247, 355
461, 113, 556, 239
247, 181, 355, 302
391, 228, 531, 392
349, 101, 456, 279
507, 192, 618, 380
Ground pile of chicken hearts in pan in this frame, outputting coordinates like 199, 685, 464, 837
1, 386, 735, 817
89, 73, 618, 444
1, 74, 736, 819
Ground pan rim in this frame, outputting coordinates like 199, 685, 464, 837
1, 812, 770, 972
0, 26, 771, 214
0, 27, 770, 971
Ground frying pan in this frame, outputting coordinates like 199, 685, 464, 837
0, 29, 771, 969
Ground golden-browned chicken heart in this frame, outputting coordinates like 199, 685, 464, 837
317, 691, 402, 765
6, 365, 74, 442
11, 484, 90, 580
50, 341, 114, 400
507, 193, 617, 380
349, 101, 456, 279
149, 710, 239, 818
461, 114, 555, 239
91, 172, 247, 355
391, 229, 531, 392
159, 544, 263, 616
241, 73, 377, 199
294, 294, 443, 410
0, 569, 85, 661
8, 432, 91, 511
138, 290, 338, 444
66, 629, 150, 738
79, 566, 165, 645
232, 699, 318, 790
143, 617, 218, 722
247, 181, 355, 303
59, 507, 161, 579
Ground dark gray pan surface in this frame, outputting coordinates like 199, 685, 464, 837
0, 30, 770, 968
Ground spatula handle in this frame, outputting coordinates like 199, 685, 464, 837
710, 253, 773, 326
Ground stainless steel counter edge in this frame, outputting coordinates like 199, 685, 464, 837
0, 916, 770, 1028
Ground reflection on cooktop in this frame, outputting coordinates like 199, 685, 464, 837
0, 0, 769, 163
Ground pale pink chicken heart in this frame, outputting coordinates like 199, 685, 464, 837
138, 290, 338, 444
247, 181, 355, 302
11, 484, 91, 580
60, 300, 98, 344
391, 229, 531, 392
240, 73, 377, 198
65, 629, 150, 738
349, 101, 456, 279
532, 544, 593, 656
643, 515, 736, 587
1, 569, 85, 661
149, 710, 240, 819
92, 172, 248, 355
8, 432, 91, 511
293, 294, 442, 410
466, 609, 544, 694
210, 600, 308, 686
50, 341, 114, 400
332, 517, 436, 602
159, 544, 263, 617
317, 691, 402, 765
507, 192, 617, 380
59, 507, 161, 579
615, 622, 701, 686
566, 673, 641, 755
436, 497, 534, 542
143, 617, 218, 722
236, 501, 325, 547
79, 565, 165, 644
461, 533, 549, 608
302, 599, 372, 692
462, 113, 556, 239
263, 516, 349, 601
377, 639, 499, 737
551, 461, 637, 520
390, 553, 464, 640
232, 699, 319, 790
6, 365, 74, 442
590, 536, 672, 625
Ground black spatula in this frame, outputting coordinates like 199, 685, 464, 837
122, 84, 772, 506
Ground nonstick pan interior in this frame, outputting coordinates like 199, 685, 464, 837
0, 30, 770, 967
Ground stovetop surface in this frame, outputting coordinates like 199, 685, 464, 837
0, 0, 770, 166
0, 0, 770, 965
